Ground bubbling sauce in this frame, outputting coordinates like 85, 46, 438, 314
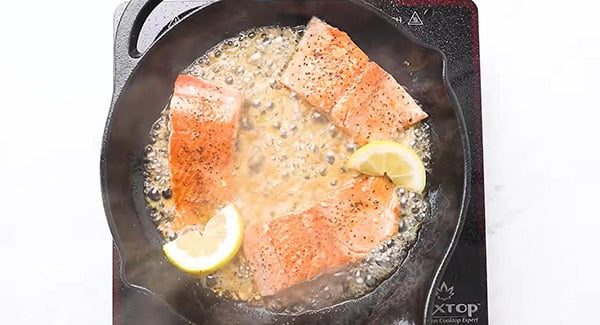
143, 26, 433, 312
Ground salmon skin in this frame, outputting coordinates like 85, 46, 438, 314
243, 176, 400, 296
168, 75, 243, 231
281, 17, 428, 145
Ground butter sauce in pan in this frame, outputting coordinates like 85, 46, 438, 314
143, 21, 432, 312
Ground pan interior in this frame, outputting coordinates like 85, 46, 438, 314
104, 0, 466, 323
142, 24, 434, 313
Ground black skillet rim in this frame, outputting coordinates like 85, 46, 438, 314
101, 0, 472, 322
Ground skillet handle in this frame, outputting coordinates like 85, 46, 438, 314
113, 0, 164, 96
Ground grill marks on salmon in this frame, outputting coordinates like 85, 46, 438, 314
168, 75, 243, 231
243, 176, 400, 296
281, 17, 428, 145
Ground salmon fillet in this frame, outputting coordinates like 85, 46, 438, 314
330, 61, 387, 128
243, 176, 400, 296
168, 75, 242, 231
282, 18, 428, 144
280, 17, 369, 112
337, 63, 429, 144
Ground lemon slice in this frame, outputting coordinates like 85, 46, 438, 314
163, 204, 244, 274
347, 140, 426, 193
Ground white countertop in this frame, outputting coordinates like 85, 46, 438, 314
481, 1, 600, 323
0, 0, 598, 324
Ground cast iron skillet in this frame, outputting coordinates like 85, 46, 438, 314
101, 0, 471, 324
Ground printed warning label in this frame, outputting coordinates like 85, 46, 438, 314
408, 11, 424, 26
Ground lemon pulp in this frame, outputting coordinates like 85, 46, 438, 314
347, 140, 426, 193
163, 204, 244, 274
